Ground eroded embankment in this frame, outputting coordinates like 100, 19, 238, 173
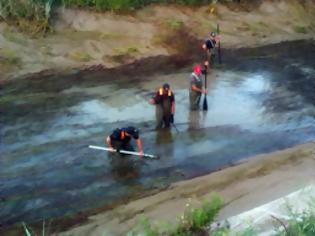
1, 0, 315, 80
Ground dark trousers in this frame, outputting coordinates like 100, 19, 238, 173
206, 49, 216, 66
156, 102, 171, 129
189, 91, 201, 110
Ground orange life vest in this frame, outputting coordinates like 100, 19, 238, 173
159, 88, 172, 97
120, 131, 126, 140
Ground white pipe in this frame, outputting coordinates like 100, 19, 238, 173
88, 145, 159, 159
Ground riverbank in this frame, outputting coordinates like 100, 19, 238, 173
60, 142, 315, 235
1, 0, 315, 80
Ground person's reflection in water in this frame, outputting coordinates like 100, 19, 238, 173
108, 153, 141, 182
155, 129, 174, 160
188, 110, 202, 130
155, 129, 173, 144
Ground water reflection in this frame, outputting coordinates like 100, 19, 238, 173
155, 129, 173, 144
108, 154, 141, 182
188, 110, 202, 130
154, 129, 174, 161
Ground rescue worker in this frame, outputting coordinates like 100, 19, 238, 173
105, 126, 143, 157
189, 64, 207, 110
202, 32, 219, 67
149, 83, 175, 129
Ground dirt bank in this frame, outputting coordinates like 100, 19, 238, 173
1, 0, 315, 80
59, 142, 315, 235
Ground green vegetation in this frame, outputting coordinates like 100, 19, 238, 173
128, 195, 315, 236
174, 195, 223, 235
293, 25, 308, 34
113, 46, 139, 55
62, 0, 238, 11
67, 51, 93, 62
273, 199, 315, 236
20, 195, 315, 236
108, 46, 139, 63
0, 0, 241, 33
0, 48, 20, 64
23, 220, 49, 236
0, 48, 21, 71
0, 0, 55, 34
0, 0, 256, 36
130, 194, 224, 236
167, 19, 184, 30
2, 28, 28, 45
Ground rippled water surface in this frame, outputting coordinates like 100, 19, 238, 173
1, 40, 315, 225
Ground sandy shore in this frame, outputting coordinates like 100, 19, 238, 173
61, 142, 315, 235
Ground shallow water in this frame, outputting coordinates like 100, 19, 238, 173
1, 40, 315, 225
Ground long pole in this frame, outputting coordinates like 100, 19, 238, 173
88, 145, 159, 159
217, 23, 222, 64
171, 123, 179, 133
203, 68, 208, 111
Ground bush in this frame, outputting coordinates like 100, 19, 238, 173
293, 26, 308, 34
0, 0, 243, 34
63, 0, 236, 11
0, 0, 56, 34
174, 195, 223, 235
273, 199, 315, 236
130, 194, 224, 236
0, 0, 55, 22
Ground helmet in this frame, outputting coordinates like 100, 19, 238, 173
163, 83, 170, 90
126, 126, 139, 139
193, 64, 201, 75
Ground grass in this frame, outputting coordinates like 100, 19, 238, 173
175, 195, 223, 234
293, 25, 308, 34
0, 48, 20, 64
2, 28, 28, 46
0, 0, 54, 35
113, 46, 139, 55
212, 226, 257, 236
67, 51, 93, 62
22, 220, 54, 236
0, 0, 244, 35
0, 48, 21, 71
167, 19, 185, 30
273, 198, 315, 236
62, 0, 238, 11
109, 46, 139, 63
129, 194, 224, 236
18, 188, 315, 236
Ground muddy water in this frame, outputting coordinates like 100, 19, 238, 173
1, 40, 315, 226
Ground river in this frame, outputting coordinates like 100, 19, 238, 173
0, 40, 314, 226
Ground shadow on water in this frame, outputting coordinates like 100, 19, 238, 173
1, 40, 315, 231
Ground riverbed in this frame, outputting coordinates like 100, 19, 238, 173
1, 40, 314, 226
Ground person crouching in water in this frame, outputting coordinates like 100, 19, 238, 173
106, 126, 143, 158
149, 83, 175, 129
189, 64, 208, 110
